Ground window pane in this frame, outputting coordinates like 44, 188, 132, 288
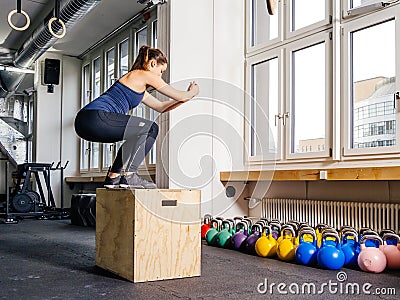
119, 40, 129, 77
82, 65, 90, 106
251, 0, 278, 46
136, 27, 148, 56
291, 0, 325, 32
90, 142, 99, 169
291, 42, 326, 154
350, 0, 380, 9
80, 140, 89, 170
251, 57, 279, 157
152, 21, 158, 48
351, 20, 396, 149
103, 143, 114, 169
93, 57, 101, 99
105, 48, 115, 89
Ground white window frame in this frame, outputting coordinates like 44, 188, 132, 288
80, 63, 91, 173
342, 5, 400, 157
89, 56, 102, 173
246, 0, 283, 54
245, 48, 284, 163
285, 0, 332, 40
285, 31, 333, 160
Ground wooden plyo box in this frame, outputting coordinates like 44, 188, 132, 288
95, 188, 201, 282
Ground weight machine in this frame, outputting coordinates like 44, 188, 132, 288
0, 161, 69, 224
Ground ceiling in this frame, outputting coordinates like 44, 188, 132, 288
0, 0, 147, 58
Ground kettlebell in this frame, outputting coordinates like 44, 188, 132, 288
317, 232, 345, 270
216, 220, 234, 248
277, 224, 296, 244
381, 233, 400, 269
246, 223, 263, 255
296, 226, 315, 244
295, 229, 318, 266
205, 218, 222, 246
341, 230, 360, 267
201, 214, 212, 239
270, 222, 282, 240
232, 221, 249, 251
277, 226, 297, 262
255, 225, 277, 258
357, 235, 387, 273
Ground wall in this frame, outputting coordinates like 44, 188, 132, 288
168, 0, 248, 218
34, 54, 81, 208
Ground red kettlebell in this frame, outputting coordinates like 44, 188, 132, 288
357, 235, 387, 273
381, 233, 400, 269
201, 214, 212, 239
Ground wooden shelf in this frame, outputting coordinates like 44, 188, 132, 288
220, 166, 400, 182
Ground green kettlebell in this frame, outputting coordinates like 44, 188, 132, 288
216, 220, 234, 248
206, 218, 222, 246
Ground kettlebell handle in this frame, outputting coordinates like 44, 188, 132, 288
382, 233, 400, 245
235, 221, 248, 232
322, 231, 341, 244
251, 223, 263, 234
203, 214, 212, 224
221, 220, 233, 231
280, 224, 295, 237
262, 225, 272, 235
210, 218, 222, 230
342, 230, 359, 243
299, 229, 317, 242
360, 234, 383, 246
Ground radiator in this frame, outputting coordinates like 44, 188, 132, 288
262, 198, 400, 232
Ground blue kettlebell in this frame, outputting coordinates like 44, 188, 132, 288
317, 232, 345, 270
295, 229, 318, 266
341, 229, 360, 267
380, 229, 397, 246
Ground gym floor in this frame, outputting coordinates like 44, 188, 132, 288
0, 219, 399, 300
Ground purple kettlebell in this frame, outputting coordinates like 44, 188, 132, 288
246, 224, 263, 255
232, 221, 249, 251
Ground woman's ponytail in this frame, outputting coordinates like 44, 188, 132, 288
131, 45, 168, 71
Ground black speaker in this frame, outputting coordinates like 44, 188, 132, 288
43, 58, 60, 85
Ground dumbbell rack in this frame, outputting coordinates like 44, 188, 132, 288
1, 161, 69, 224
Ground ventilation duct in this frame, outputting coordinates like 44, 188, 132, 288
0, 0, 101, 98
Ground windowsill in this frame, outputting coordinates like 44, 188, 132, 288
220, 166, 400, 182
66, 165, 156, 184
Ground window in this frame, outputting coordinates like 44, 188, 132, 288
80, 64, 90, 172
286, 0, 331, 38
136, 27, 148, 56
119, 39, 129, 77
343, 7, 399, 156
249, 0, 279, 49
286, 33, 331, 159
90, 57, 101, 171
152, 20, 158, 47
248, 53, 280, 160
103, 48, 116, 171
80, 9, 159, 174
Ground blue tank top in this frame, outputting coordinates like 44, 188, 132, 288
82, 81, 144, 114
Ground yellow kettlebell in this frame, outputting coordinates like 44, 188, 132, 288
277, 224, 295, 244
255, 225, 277, 258
277, 226, 297, 261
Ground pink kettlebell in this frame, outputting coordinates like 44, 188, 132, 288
357, 235, 387, 273
381, 233, 400, 269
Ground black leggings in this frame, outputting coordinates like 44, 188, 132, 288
74, 109, 158, 173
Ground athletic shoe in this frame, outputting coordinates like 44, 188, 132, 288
120, 173, 157, 189
266, 0, 277, 15
104, 175, 121, 188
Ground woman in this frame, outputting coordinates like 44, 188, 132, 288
74, 45, 199, 189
